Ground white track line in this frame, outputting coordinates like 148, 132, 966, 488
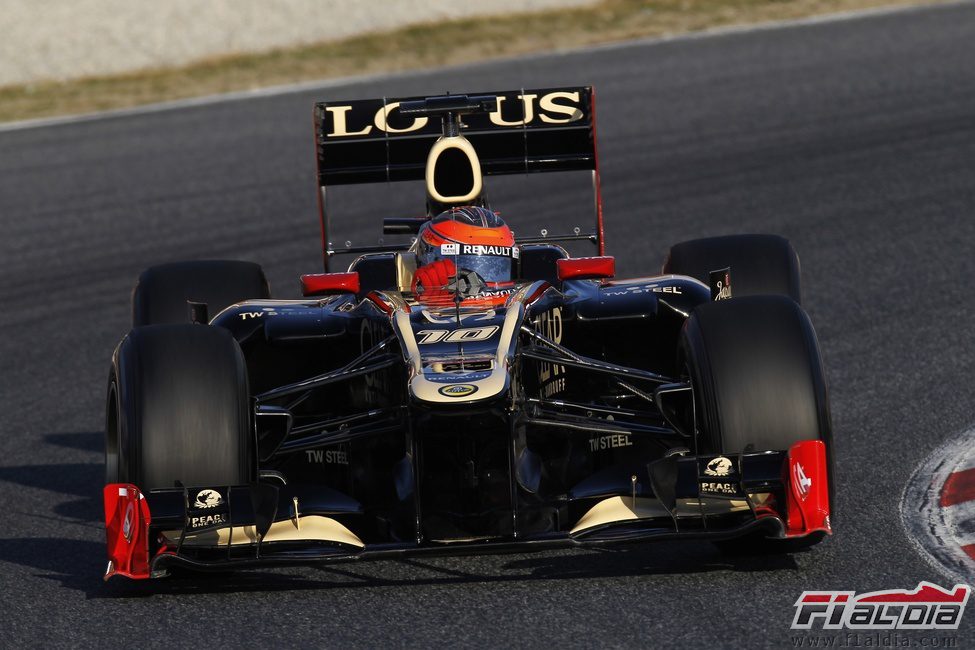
0, 0, 970, 134
901, 426, 975, 584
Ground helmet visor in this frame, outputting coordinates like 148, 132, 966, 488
448, 255, 512, 286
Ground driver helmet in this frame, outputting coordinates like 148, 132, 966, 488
414, 206, 518, 299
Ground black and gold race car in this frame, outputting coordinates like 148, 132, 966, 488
103, 86, 832, 580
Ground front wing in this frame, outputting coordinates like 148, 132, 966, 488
103, 440, 830, 579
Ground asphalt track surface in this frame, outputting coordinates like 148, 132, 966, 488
2, 3, 974, 647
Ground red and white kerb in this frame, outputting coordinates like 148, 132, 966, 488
902, 426, 975, 583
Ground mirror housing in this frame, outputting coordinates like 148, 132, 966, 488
556, 256, 615, 281
301, 272, 360, 297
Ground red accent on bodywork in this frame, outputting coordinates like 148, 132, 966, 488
301, 272, 360, 297
314, 109, 329, 272
940, 467, 975, 507
522, 282, 550, 306
784, 440, 832, 537
556, 256, 615, 281
366, 292, 395, 315
590, 87, 605, 256
103, 483, 152, 580
415, 291, 512, 309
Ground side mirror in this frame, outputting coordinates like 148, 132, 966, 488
556, 256, 615, 281
300, 272, 360, 297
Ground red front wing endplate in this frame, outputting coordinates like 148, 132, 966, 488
103, 484, 152, 580
784, 439, 832, 537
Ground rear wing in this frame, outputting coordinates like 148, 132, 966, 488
313, 86, 603, 270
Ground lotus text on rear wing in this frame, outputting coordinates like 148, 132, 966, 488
323, 91, 585, 137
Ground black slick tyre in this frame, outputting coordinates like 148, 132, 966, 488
106, 324, 255, 490
132, 260, 270, 327
664, 234, 801, 303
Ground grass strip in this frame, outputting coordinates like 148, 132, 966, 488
0, 0, 948, 124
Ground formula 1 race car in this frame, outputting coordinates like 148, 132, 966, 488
103, 86, 833, 580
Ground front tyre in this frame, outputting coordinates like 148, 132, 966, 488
680, 295, 832, 552
664, 234, 801, 302
132, 260, 270, 327
106, 324, 255, 489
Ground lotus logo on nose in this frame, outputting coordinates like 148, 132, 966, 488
439, 384, 478, 398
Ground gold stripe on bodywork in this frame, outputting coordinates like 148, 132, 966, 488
495, 302, 523, 365
571, 496, 751, 535
395, 308, 423, 373
163, 515, 364, 548
570, 496, 670, 534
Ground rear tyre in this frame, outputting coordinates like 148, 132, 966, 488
680, 295, 832, 553
132, 260, 270, 327
106, 324, 255, 489
663, 234, 801, 303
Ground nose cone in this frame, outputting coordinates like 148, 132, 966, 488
394, 301, 524, 406
410, 365, 510, 405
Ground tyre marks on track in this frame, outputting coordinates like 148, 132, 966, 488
902, 427, 975, 583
